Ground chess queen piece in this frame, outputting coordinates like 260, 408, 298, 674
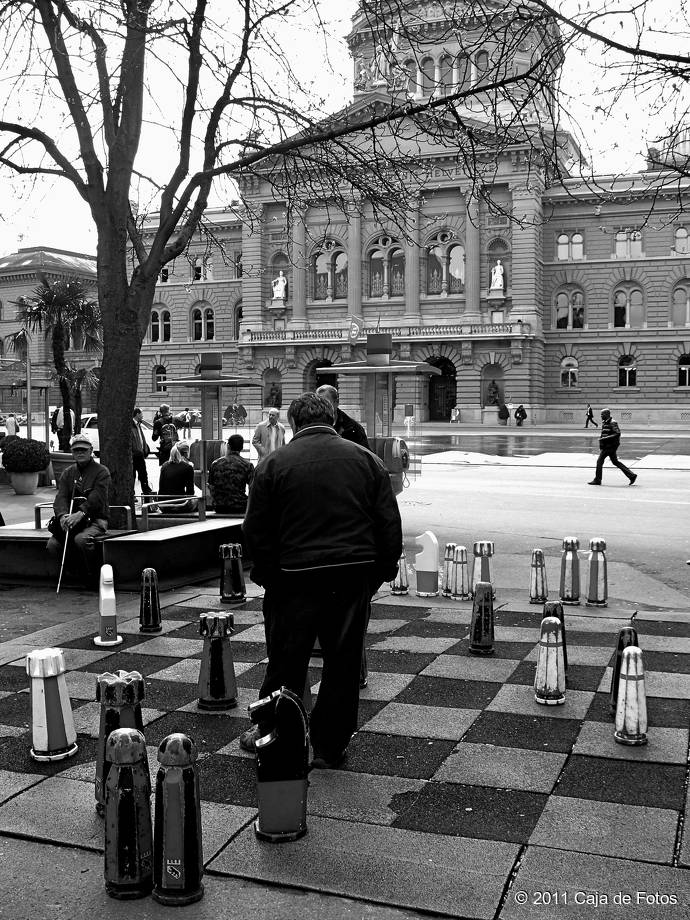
197, 613, 237, 710
26, 647, 78, 762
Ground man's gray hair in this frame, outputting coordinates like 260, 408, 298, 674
315, 384, 338, 406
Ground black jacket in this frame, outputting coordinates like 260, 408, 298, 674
334, 408, 369, 450
54, 458, 111, 523
243, 425, 402, 585
599, 417, 621, 449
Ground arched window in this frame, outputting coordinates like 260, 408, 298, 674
191, 307, 203, 341
613, 287, 644, 328
555, 290, 585, 329
439, 54, 453, 94
367, 235, 404, 298
390, 248, 405, 295
675, 227, 689, 254
560, 357, 578, 388
679, 354, 690, 387
404, 59, 417, 95
153, 365, 167, 393
159, 268, 169, 283
421, 56, 435, 95
618, 355, 637, 387
672, 284, 690, 326
615, 229, 643, 259
311, 243, 348, 301
456, 54, 471, 92
161, 310, 171, 342
150, 310, 160, 343
475, 50, 490, 81
204, 308, 214, 340
190, 304, 214, 341
427, 247, 443, 294
557, 232, 584, 260
232, 302, 243, 340
425, 232, 464, 295
192, 255, 203, 281
334, 252, 348, 299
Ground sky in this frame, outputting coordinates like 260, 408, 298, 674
0, 0, 685, 259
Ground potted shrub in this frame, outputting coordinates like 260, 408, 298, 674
1, 437, 51, 494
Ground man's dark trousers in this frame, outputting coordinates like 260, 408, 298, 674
259, 565, 373, 761
133, 453, 153, 497
594, 445, 634, 482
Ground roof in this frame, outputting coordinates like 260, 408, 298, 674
0, 247, 97, 278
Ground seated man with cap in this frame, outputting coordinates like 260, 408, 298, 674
46, 432, 111, 587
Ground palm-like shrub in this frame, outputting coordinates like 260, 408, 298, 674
1, 437, 51, 473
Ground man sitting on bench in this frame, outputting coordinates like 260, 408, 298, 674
208, 434, 254, 514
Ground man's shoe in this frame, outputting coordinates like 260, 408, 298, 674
359, 677, 368, 689
239, 726, 260, 754
629, 474, 637, 486
311, 750, 347, 770
588, 480, 601, 486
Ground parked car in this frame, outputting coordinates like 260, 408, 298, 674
79, 414, 155, 456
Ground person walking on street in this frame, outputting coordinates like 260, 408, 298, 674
5, 413, 17, 437
585, 404, 598, 428
588, 409, 637, 486
208, 434, 254, 513
316, 384, 369, 448
514, 405, 527, 427
181, 408, 193, 439
131, 407, 154, 501
241, 393, 402, 768
252, 407, 285, 461
152, 404, 178, 466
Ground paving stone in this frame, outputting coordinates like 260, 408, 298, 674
0, 767, 45, 804
198, 752, 257, 807
420, 654, 521, 682
121, 635, 204, 658
597, 667, 690, 699
586, 691, 690, 728
370, 636, 460, 655
360, 702, 481, 740
555, 754, 686, 810
0, 776, 105, 849
574, 721, 689, 764
462, 711, 582, 754
487, 684, 595, 719
307, 770, 425, 824
434, 742, 567, 793
344, 733, 456, 780
524, 644, 614, 666
397, 675, 502, 709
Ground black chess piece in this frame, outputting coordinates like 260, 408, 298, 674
610, 625, 640, 714
139, 567, 162, 633
219, 543, 246, 604
197, 613, 237, 710
95, 670, 147, 816
543, 601, 568, 674
469, 582, 494, 655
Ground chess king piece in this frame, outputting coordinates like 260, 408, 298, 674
390, 546, 409, 595
469, 582, 494, 655
251, 688, 310, 842
197, 613, 238, 710
586, 537, 608, 607
26, 647, 78, 762
559, 536, 581, 605
529, 548, 548, 604
609, 625, 640, 714
94, 564, 123, 647
442, 542, 457, 597
542, 601, 568, 675
471, 541, 495, 599
95, 670, 147, 816
534, 616, 566, 705
415, 530, 439, 597
153, 733, 204, 905
614, 646, 647, 746
451, 545, 471, 600
219, 543, 246, 604
139, 567, 162, 633
104, 728, 153, 899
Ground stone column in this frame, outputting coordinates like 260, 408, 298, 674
291, 210, 307, 327
463, 191, 481, 323
404, 198, 421, 324
348, 206, 362, 319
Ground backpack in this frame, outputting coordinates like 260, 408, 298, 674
50, 408, 60, 434
160, 421, 179, 449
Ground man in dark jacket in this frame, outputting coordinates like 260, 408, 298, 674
151, 403, 178, 466
131, 407, 153, 499
242, 393, 402, 768
208, 434, 254, 513
315, 384, 369, 448
589, 409, 637, 486
46, 433, 111, 584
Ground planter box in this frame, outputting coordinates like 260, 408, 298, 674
49, 452, 74, 488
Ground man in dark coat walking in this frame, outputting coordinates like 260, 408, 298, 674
589, 409, 637, 486
315, 384, 369, 449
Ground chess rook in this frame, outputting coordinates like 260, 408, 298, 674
390, 547, 409, 595
614, 646, 648, 746
471, 541, 495, 599
95, 670, 147, 816
198, 613, 238, 710
153, 733, 204, 905
529, 548, 548, 604
534, 616, 566, 705
441, 542, 457, 597
586, 538, 608, 607
469, 582, 494, 655
94, 564, 123, 647
559, 537, 581, 605
451, 545, 471, 600
104, 728, 153, 899
139, 567, 162, 633
609, 625, 640, 714
252, 688, 310, 843
415, 530, 439, 596
26, 648, 78, 762
219, 543, 246, 604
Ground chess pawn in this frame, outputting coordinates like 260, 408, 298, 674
153, 733, 204, 905
94, 564, 123, 647
415, 530, 439, 596
441, 542, 457, 597
529, 549, 548, 604
559, 537, 580, 605
543, 601, 568, 674
471, 541, 495, 600
219, 543, 246, 604
26, 647, 78, 762
586, 538, 608, 607
95, 670, 147, 816
534, 616, 566, 705
609, 626, 640, 714
451, 545, 471, 600
104, 728, 153, 899
469, 582, 494, 655
614, 646, 647, 746
139, 567, 162, 633
197, 613, 237, 710
390, 547, 409, 595
252, 688, 310, 843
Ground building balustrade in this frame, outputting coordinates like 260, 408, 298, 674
244, 321, 528, 344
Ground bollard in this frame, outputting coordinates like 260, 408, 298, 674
451, 545, 471, 600
441, 543, 457, 597
529, 549, 548, 604
390, 547, 409, 595
471, 541, 495, 599
559, 537, 580, 605
469, 582, 494, 655
26, 648, 78, 762
95, 670, 147, 816
104, 728, 153, 899
94, 564, 123, 647
543, 601, 568, 675
534, 616, 566, 705
219, 543, 246, 604
251, 687, 309, 843
153, 733, 204, 905
609, 625, 639, 714
198, 613, 237, 710
139, 567, 162, 633
415, 530, 439, 597
586, 538, 608, 607
614, 646, 647, 746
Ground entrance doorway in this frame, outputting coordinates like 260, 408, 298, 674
306, 358, 337, 392
426, 356, 457, 421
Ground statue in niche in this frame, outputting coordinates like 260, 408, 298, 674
490, 259, 505, 291
272, 270, 287, 300
487, 379, 500, 405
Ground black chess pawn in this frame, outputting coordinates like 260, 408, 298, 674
609, 625, 639, 714
543, 601, 568, 674
104, 728, 153, 899
219, 543, 246, 604
139, 567, 162, 633
153, 733, 204, 905
95, 670, 147, 816
197, 613, 238, 710
469, 581, 494, 655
